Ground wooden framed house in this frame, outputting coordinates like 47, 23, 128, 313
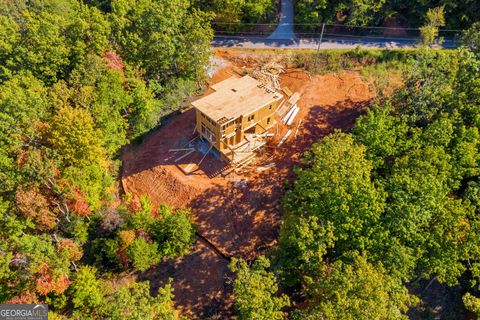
191, 75, 283, 164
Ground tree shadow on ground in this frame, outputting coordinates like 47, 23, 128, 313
408, 278, 473, 320
129, 99, 373, 318
138, 238, 234, 319
188, 100, 372, 259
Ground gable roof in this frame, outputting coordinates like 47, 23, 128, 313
191, 75, 283, 123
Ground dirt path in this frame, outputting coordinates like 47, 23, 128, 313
121, 50, 375, 318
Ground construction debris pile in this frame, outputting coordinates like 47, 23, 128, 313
235, 61, 285, 89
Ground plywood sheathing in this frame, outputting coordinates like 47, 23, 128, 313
192, 75, 283, 122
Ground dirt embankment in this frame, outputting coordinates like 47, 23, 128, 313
122, 49, 376, 318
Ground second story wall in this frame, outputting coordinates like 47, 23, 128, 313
196, 109, 220, 149
241, 101, 278, 133
194, 97, 282, 156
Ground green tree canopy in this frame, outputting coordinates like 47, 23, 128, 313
69, 265, 104, 313
49, 105, 106, 168
101, 281, 177, 320
462, 22, 480, 54
277, 48, 480, 318
230, 256, 290, 320
110, 0, 213, 82
278, 132, 386, 284
294, 0, 479, 29
292, 254, 418, 320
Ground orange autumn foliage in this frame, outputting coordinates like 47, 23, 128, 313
70, 190, 92, 217
34, 264, 70, 296
102, 51, 125, 72
7, 291, 39, 304
15, 186, 57, 230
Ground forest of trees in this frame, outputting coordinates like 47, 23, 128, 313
193, 0, 277, 24
0, 0, 209, 318
189, 0, 479, 31
294, 0, 480, 29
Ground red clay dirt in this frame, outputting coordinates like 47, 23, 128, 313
121, 49, 375, 318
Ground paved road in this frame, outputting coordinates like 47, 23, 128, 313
213, 0, 459, 50
267, 0, 296, 40
213, 35, 458, 50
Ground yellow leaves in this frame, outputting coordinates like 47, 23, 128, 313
49, 105, 107, 168
118, 229, 136, 248
425, 7, 446, 28
421, 7, 446, 47
49, 80, 72, 109
57, 238, 83, 262
463, 292, 480, 315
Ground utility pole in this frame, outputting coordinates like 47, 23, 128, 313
314, 23, 326, 69
317, 23, 326, 52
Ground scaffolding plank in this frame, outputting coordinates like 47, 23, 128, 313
286, 107, 300, 126
196, 145, 213, 167
257, 163, 275, 172
277, 130, 292, 147
182, 163, 197, 174
288, 92, 301, 106
282, 105, 297, 123
169, 148, 194, 152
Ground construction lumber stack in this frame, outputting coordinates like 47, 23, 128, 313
286, 107, 300, 126
275, 90, 303, 147
279, 91, 301, 126
282, 104, 297, 123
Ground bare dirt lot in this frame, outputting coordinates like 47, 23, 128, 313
121, 49, 375, 318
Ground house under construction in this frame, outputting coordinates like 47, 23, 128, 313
191, 75, 283, 164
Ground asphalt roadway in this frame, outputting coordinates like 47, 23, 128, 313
213, 0, 458, 50
212, 35, 459, 50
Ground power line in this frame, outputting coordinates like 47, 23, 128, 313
212, 31, 460, 38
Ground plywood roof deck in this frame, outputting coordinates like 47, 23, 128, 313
192, 75, 283, 123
